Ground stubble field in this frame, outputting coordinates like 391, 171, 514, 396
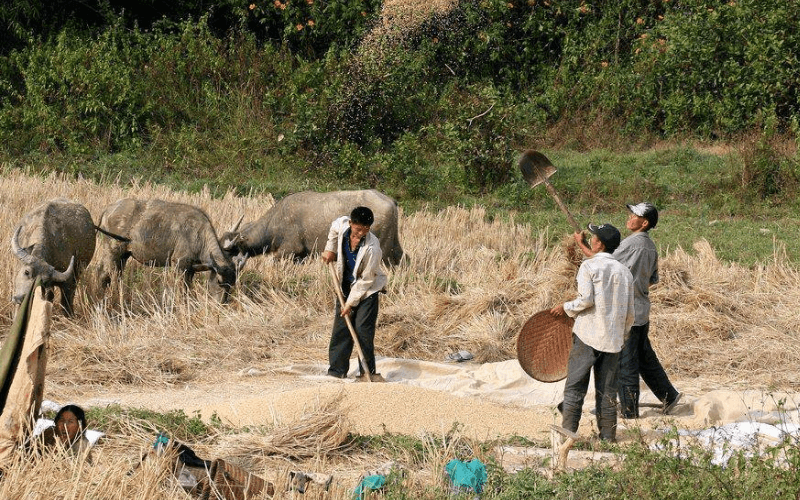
1, 170, 799, 498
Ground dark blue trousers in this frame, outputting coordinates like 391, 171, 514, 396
618, 323, 679, 417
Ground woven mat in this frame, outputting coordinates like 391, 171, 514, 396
199, 458, 273, 500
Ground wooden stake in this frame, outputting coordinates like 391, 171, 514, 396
550, 425, 579, 471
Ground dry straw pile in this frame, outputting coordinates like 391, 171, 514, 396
1, 169, 798, 394
0, 168, 798, 497
0, 423, 189, 499
0, 402, 363, 499
218, 397, 353, 464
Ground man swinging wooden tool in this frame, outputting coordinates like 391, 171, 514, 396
322, 206, 386, 382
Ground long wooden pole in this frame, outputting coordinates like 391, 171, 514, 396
327, 262, 372, 382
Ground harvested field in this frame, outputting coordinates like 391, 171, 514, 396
1, 170, 797, 391
1, 170, 799, 497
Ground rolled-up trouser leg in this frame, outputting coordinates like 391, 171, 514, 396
561, 334, 595, 434
594, 350, 620, 442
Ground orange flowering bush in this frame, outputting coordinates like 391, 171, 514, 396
246, 0, 381, 57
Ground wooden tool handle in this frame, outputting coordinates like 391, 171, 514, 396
327, 262, 372, 382
543, 180, 581, 233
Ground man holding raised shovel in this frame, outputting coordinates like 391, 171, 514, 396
517, 151, 632, 448
321, 206, 386, 382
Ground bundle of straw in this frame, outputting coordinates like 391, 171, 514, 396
217, 397, 353, 465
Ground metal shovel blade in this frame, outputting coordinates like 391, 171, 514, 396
518, 149, 583, 233
356, 373, 386, 383
519, 150, 557, 188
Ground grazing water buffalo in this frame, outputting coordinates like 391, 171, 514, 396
11, 198, 99, 316
95, 198, 245, 303
220, 189, 404, 265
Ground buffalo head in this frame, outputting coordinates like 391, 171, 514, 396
192, 257, 246, 304
220, 214, 257, 271
11, 226, 75, 304
221, 215, 253, 254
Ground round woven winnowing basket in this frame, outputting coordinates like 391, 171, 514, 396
516, 309, 574, 383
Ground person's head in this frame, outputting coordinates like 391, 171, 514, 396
349, 206, 374, 240
626, 202, 658, 232
587, 223, 621, 254
54, 404, 86, 444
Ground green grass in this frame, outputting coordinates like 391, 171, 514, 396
75, 407, 800, 499
83, 405, 218, 442
3, 144, 799, 266
483, 146, 800, 266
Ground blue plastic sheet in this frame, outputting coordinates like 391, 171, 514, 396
445, 458, 486, 494
353, 474, 386, 500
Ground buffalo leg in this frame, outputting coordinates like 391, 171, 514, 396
60, 283, 75, 317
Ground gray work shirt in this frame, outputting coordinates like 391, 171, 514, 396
613, 232, 659, 326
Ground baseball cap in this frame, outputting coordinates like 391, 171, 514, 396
627, 202, 658, 229
587, 223, 621, 253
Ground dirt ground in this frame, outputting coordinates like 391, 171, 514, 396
46, 355, 800, 483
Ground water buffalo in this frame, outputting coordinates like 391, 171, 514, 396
220, 189, 404, 265
11, 199, 98, 316
95, 198, 245, 303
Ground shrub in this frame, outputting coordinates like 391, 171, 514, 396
738, 130, 800, 203
323, 43, 441, 148
2, 21, 153, 153
628, 0, 800, 137
245, 0, 382, 57
377, 130, 462, 200
402, 0, 567, 88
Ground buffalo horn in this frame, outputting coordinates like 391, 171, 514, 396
50, 255, 75, 283
10, 226, 38, 266
229, 214, 245, 233
222, 214, 245, 250
222, 233, 242, 251
233, 252, 249, 274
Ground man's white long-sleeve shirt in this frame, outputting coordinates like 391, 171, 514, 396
324, 216, 387, 308
563, 252, 635, 353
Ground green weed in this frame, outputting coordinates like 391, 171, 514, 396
85, 405, 218, 442
50, 403, 800, 499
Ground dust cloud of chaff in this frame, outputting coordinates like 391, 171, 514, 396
359, 0, 458, 51
0, 170, 798, 392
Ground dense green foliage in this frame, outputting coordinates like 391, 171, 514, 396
0, 0, 799, 262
